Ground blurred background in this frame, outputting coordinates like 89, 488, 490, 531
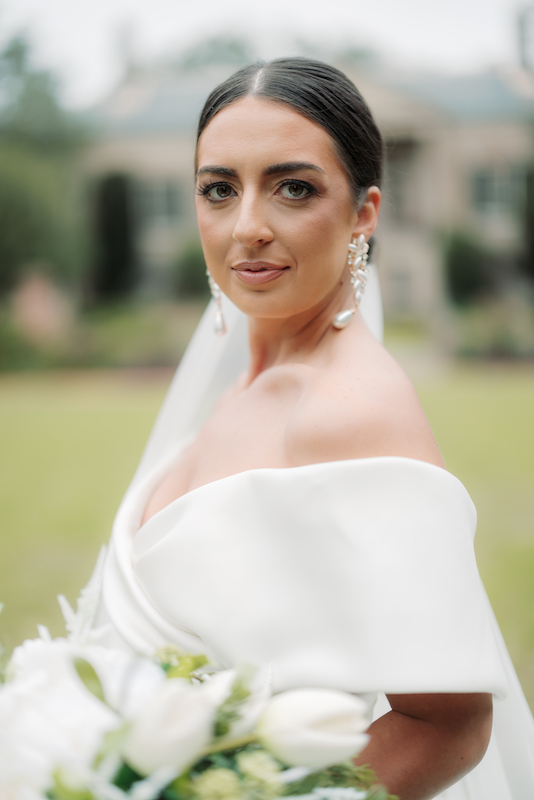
0, 0, 533, 709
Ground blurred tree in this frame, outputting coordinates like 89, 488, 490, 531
179, 36, 252, 69
0, 35, 87, 152
334, 44, 380, 67
0, 143, 86, 294
173, 239, 209, 299
0, 35, 89, 296
443, 231, 494, 306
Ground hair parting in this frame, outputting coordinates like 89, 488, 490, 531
196, 57, 383, 208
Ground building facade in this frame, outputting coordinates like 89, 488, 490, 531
84, 58, 534, 321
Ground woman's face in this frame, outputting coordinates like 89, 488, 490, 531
195, 96, 380, 321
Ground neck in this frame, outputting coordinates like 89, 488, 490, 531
245, 273, 354, 382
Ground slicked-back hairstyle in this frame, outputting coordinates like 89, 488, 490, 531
196, 57, 383, 207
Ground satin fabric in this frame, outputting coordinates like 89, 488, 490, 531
97, 448, 534, 799
131, 457, 504, 696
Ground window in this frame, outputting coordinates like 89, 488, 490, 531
471, 166, 526, 218
137, 181, 183, 227
384, 138, 419, 222
388, 270, 412, 312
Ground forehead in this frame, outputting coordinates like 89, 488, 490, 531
196, 96, 344, 174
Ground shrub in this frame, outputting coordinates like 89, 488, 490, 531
0, 144, 86, 295
443, 230, 494, 306
173, 239, 210, 298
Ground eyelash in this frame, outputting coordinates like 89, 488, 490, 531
196, 181, 234, 201
277, 179, 318, 200
196, 179, 318, 202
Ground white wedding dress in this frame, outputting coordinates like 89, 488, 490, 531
96, 267, 534, 799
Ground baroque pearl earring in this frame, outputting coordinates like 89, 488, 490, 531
206, 269, 226, 336
332, 233, 370, 330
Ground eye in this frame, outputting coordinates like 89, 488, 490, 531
277, 180, 315, 200
198, 182, 236, 202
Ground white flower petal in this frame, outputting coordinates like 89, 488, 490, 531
122, 679, 214, 776
0, 639, 120, 799
258, 689, 369, 769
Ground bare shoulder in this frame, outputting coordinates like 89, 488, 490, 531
287, 327, 444, 469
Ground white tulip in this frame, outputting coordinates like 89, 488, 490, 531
87, 648, 166, 719
10, 636, 166, 720
257, 689, 370, 770
122, 678, 216, 776
0, 638, 119, 799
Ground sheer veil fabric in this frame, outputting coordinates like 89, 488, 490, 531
96, 264, 534, 799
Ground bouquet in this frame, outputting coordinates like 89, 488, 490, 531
0, 550, 397, 800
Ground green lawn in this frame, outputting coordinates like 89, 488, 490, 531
0, 370, 169, 648
417, 364, 534, 711
0, 363, 533, 710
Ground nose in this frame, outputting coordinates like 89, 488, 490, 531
232, 194, 274, 248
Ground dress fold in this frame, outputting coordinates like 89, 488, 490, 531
96, 455, 534, 799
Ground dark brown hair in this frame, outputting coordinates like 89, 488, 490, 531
196, 57, 383, 207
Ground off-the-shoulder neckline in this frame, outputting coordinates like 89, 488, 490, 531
134, 452, 468, 536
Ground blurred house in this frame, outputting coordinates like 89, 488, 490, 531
84, 64, 233, 300
84, 57, 534, 322
347, 64, 534, 320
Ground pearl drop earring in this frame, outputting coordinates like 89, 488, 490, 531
332, 233, 370, 330
206, 269, 226, 336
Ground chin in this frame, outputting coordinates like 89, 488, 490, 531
225, 286, 312, 322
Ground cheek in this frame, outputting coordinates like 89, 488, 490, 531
196, 210, 229, 263
287, 207, 351, 279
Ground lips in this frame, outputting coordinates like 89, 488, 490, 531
232, 262, 289, 285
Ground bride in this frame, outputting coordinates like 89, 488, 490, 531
96, 58, 534, 799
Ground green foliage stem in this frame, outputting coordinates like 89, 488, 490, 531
47, 769, 94, 800
73, 657, 106, 704
283, 762, 398, 799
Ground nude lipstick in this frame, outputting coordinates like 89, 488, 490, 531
232, 262, 289, 285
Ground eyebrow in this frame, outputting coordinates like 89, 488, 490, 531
265, 161, 325, 176
196, 161, 325, 178
197, 165, 237, 177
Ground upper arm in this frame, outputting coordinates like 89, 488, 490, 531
355, 693, 493, 798
387, 692, 493, 732
386, 691, 493, 765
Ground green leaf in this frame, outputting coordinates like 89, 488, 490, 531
112, 762, 143, 790
319, 762, 376, 788
283, 763, 398, 799
165, 654, 209, 680
213, 664, 254, 738
93, 723, 131, 768
47, 770, 94, 800
155, 646, 210, 681
282, 769, 326, 796
367, 786, 399, 800
168, 772, 194, 798
73, 658, 105, 704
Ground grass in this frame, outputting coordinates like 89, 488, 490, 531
0, 362, 533, 710
0, 300, 207, 371
417, 364, 534, 710
0, 369, 170, 648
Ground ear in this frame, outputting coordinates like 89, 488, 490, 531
351, 186, 381, 242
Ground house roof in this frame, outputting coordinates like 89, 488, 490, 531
389, 70, 534, 122
86, 62, 534, 140
87, 65, 236, 138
